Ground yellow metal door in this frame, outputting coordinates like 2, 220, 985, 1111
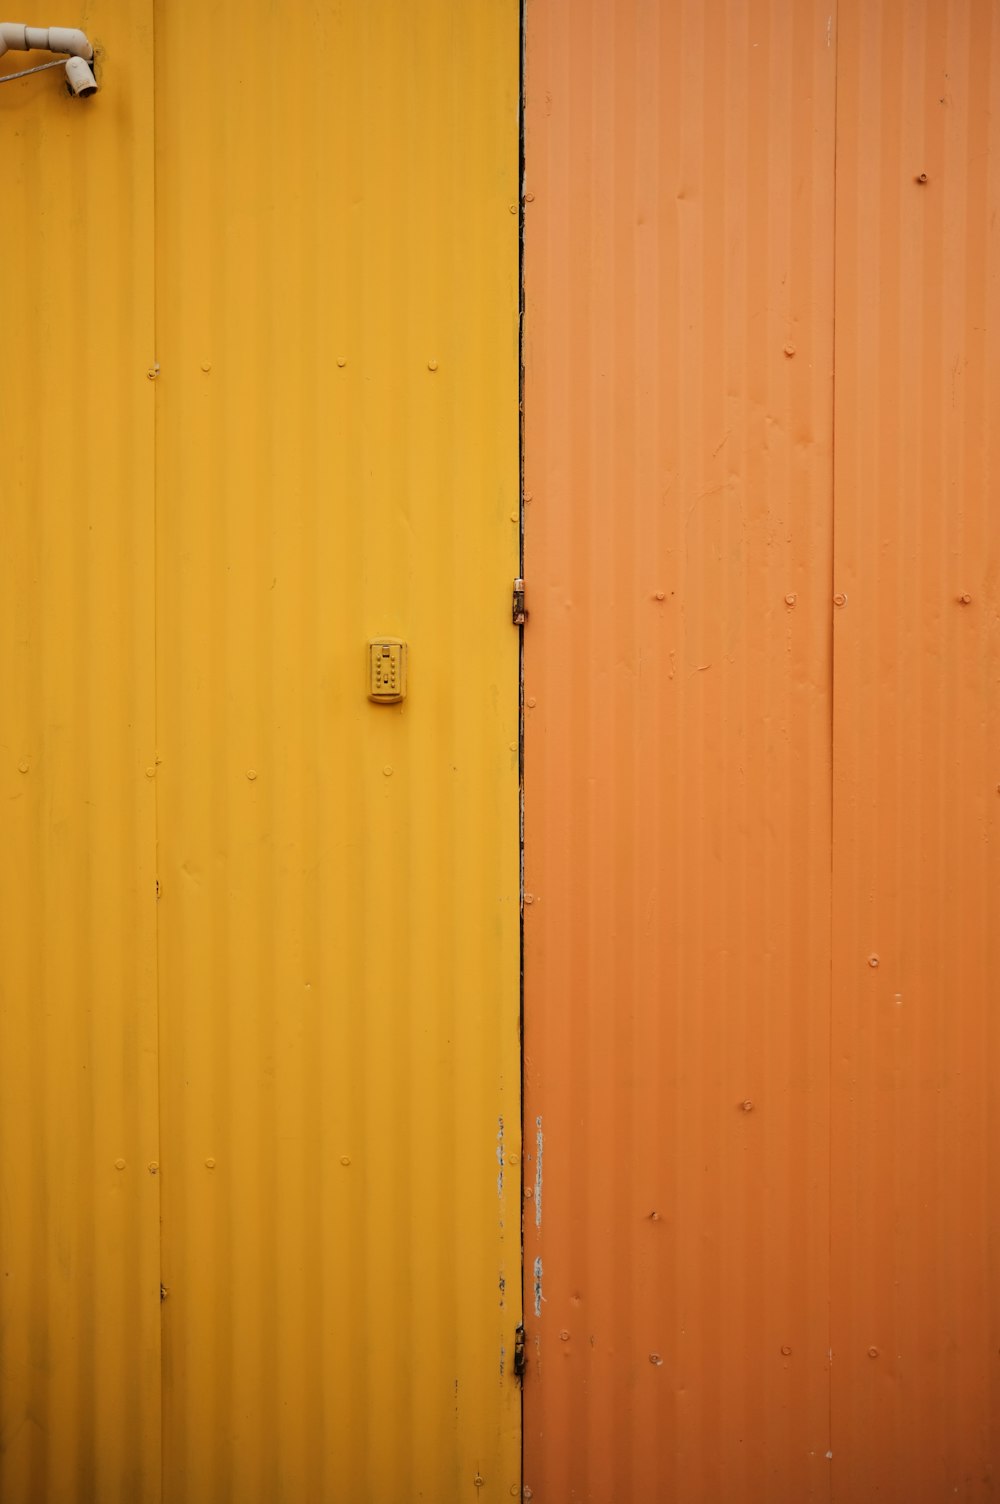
0, 4, 162, 1500
152, 3, 521, 1500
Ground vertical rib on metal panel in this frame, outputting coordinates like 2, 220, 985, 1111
0, 7, 161, 1501
831, 3, 1000, 1496
152, 3, 521, 1498
523, 3, 836, 1498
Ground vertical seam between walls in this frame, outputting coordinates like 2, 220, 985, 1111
828, 1, 841, 1495
518, 0, 527, 1492
149, 1, 165, 1498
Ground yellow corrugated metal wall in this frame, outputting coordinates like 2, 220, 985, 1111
0, 5, 161, 1500
153, 2, 521, 1498
1, 2, 520, 1499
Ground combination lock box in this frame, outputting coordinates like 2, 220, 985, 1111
368, 639, 407, 703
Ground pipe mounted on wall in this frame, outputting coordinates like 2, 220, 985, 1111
0, 21, 96, 94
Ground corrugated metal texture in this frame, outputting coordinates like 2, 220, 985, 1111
830, 2, 1000, 1496
0, 8, 161, 1502
522, 2, 836, 1499
152, 3, 521, 1500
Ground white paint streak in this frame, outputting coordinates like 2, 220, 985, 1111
533, 1256, 543, 1316
496, 1115, 504, 1198
534, 1115, 543, 1228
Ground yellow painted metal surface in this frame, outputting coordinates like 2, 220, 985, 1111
0, 4, 161, 1500
1, 2, 518, 1498
152, 3, 521, 1501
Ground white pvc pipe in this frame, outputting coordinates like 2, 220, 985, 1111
0, 22, 93, 60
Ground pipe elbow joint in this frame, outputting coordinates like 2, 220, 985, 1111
64, 52, 96, 94
0, 22, 94, 60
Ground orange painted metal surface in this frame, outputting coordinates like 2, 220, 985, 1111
523, 2, 837, 1497
831, 2, 1000, 1495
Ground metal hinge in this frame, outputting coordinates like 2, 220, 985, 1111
513, 1324, 526, 1381
512, 578, 525, 625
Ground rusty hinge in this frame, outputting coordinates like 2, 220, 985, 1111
512, 578, 525, 625
513, 1324, 526, 1381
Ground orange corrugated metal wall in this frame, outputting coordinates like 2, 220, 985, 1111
523, 1, 1000, 1499
831, 1, 1000, 1493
